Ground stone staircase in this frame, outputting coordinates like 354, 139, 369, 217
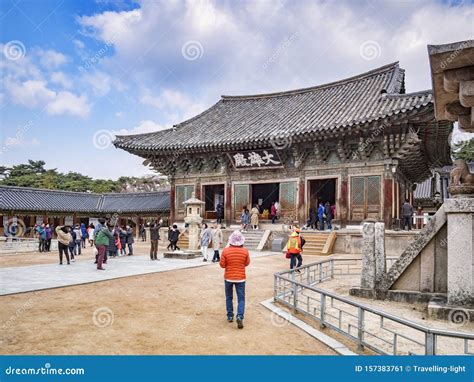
242, 230, 266, 250
300, 231, 335, 256
177, 233, 189, 250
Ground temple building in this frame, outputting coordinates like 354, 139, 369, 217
114, 62, 453, 227
0, 185, 169, 237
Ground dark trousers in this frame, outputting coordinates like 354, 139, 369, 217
225, 281, 246, 320
45, 238, 51, 252
168, 240, 179, 251
290, 253, 303, 269
212, 250, 220, 262
81, 237, 86, 248
68, 246, 75, 260
150, 239, 158, 259
271, 215, 276, 224
96, 245, 106, 269
403, 216, 412, 231
74, 240, 81, 255
217, 217, 223, 224
127, 243, 133, 255
318, 216, 325, 230
38, 238, 45, 252
58, 242, 70, 264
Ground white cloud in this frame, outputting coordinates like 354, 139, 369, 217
45, 91, 91, 117
73, 39, 85, 50
50, 71, 73, 89
115, 111, 124, 118
114, 119, 169, 136
140, 88, 205, 122
37, 49, 68, 69
5, 79, 55, 107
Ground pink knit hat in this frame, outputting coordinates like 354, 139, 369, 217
228, 230, 245, 246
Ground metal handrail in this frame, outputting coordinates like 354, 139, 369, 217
274, 258, 474, 355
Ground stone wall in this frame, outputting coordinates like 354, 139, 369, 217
333, 230, 418, 257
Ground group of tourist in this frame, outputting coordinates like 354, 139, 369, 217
307, 202, 336, 231
239, 201, 281, 231
198, 223, 223, 262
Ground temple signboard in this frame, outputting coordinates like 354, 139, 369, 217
228, 149, 283, 170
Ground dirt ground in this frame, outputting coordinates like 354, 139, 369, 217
0, 254, 336, 355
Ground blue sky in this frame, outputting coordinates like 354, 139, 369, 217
0, 0, 473, 179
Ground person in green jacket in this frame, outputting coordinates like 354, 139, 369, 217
95, 218, 113, 270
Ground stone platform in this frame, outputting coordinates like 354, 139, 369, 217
163, 250, 202, 259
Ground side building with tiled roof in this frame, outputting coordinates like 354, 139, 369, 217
114, 62, 453, 227
0, 185, 170, 237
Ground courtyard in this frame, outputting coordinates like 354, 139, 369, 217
0, 247, 335, 355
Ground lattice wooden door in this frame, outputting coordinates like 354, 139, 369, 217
234, 184, 250, 220
350, 176, 381, 220
279, 182, 297, 220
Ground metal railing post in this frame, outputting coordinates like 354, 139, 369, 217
357, 307, 365, 350
330, 259, 334, 279
320, 293, 326, 328
292, 281, 298, 312
319, 264, 322, 282
425, 333, 435, 355
273, 274, 277, 302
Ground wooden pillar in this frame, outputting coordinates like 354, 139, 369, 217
195, 180, 201, 200
170, 181, 176, 224
225, 180, 232, 227
383, 177, 393, 227
340, 178, 348, 227
297, 178, 305, 224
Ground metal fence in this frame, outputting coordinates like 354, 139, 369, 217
274, 258, 474, 355
0, 237, 58, 253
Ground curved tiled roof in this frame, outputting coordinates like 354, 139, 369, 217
0, 186, 170, 214
114, 62, 434, 154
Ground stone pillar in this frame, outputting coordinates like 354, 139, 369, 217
361, 222, 376, 289
374, 222, 386, 282
444, 198, 474, 307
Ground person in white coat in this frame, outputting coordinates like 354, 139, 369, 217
211, 224, 223, 262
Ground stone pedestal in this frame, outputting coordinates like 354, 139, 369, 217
361, 222, 376, 289
444, 198, 474, 307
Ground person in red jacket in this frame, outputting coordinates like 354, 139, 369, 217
220, 230, 250, 329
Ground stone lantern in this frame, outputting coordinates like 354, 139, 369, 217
183, 192, 205, 251
163, 192, 205, 259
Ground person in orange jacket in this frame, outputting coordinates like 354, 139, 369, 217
287, 229, 305, 272
220, 230, 250, 329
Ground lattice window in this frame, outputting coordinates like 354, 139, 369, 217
175, 185, 194, 212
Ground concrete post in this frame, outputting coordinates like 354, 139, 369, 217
374, 222, 386, 283
444, 198, 474, 307
361, 222, 376, 289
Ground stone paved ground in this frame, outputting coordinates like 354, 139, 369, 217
0, 249, 273, 295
